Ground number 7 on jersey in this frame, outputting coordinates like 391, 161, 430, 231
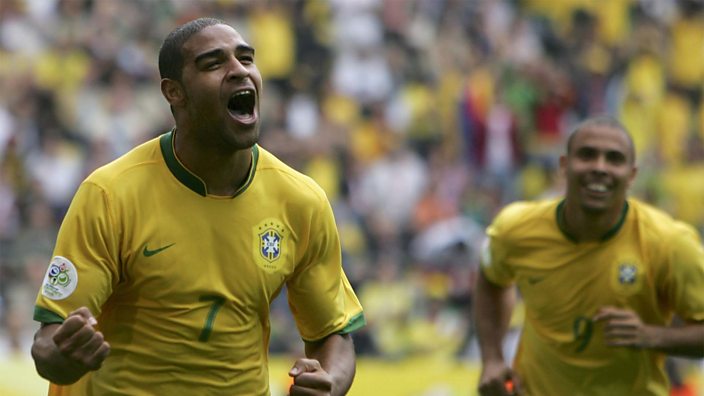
199, 295, 225, 342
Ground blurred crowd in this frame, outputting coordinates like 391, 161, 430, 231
1, 0, 703, 370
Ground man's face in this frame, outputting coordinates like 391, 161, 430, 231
178, 24, 262, 150
560, 124, 637, 214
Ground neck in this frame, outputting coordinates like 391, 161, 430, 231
559, 199, 627, 242
173, 129, 252, 196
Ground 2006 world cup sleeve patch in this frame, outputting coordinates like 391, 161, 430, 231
41, 256, 78, 300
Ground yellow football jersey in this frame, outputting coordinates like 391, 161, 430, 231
481, 198, 704, 396
34, 130, 365, 395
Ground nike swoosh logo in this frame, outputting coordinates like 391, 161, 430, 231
143, 243, 175, 257
527, 276, 545, 285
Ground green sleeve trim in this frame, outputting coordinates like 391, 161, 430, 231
339, 312, 366, 334
302, 312, 367, 342
33, 306, 65, 324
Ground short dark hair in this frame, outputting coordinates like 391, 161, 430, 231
158, 17, 224, 81
566, 115, 636, 163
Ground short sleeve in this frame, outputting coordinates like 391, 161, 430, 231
286, 197, 365, 341
661, 223, 704, 322
34, 181, 120, 323
480, 219, 516, 287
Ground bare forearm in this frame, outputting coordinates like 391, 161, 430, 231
305, 333, 356, 395
474, 270, 515, 364
645, 323, 704, 358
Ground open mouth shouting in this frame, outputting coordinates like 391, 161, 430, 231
227, 88, 257, 126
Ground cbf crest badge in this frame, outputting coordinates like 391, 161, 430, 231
610, 259, 643, 296
253, 218, 289, 273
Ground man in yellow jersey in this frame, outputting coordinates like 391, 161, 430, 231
474, 115, 704, 396
30, 17, 365, 396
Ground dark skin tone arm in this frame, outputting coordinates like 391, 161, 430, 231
474, 271, 521, 396
289, 333, 356, 396
594, 306, 704, 358
31, 307, 111, 385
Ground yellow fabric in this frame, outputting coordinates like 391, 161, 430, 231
465, 66, 495, 120
33, 49, 91, 94
700, 100, 704, 142
593, 0, 632, 46
436, 70, 464, 157
304, 154, 340, 202
322, 93, 360, 126
522, 0, 583, 34
359, 278, 416, 356
402, 82, 436, 139
669, 16, 704, 88
620, 53, 666, 159
35, 132, 363, 395
656, 91, 692, 166
619, 95, 656, 159
349, 120, 395, 166
661, 164, 704, 228
481, 199, 704, 396
33, 49, 91, 126
524, 0, 632, 42
625, 53, 665, 106
518, 163, 550, 200
360, 274, 465, 358
249, 7, 295, 79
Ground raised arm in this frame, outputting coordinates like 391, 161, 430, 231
31, 307, 111, 385
288, 333, 356, 396
475, 270, 519, 396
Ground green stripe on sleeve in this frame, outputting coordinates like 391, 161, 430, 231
302, 312, 367, 342
339, 312, 366, 334
33, 306, 65, 324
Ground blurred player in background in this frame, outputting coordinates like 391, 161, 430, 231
474, 115, 704, 395
30, 17, 364, 396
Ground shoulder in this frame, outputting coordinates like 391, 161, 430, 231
84, 135, 163, 190
255, 145, 328, 204
489, 199, 560, 237
629, 199, 698, 235
628, 198, 702, 245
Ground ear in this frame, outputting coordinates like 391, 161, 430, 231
161, 78, 185, 107
627, 165, 638, 188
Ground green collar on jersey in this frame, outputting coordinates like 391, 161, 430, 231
159, 129, 259, 197
556, 199, 629, 243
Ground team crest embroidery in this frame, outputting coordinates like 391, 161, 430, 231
41, 256, 78, 300
610, 260, 643, 296
618, 264, 637, 284
253, 219, 288, 273
261, 228, 282, 261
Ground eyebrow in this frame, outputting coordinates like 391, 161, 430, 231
576, 146, 627, 159
194, 45, 255, 64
